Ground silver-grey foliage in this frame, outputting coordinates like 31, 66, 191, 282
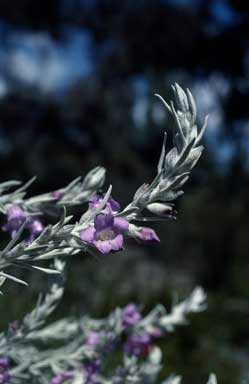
0, 84, 217, 384
122, 83, 208, 221
0, 84, 208, 285
0, 279, 211, 383
0, 166, 106, 216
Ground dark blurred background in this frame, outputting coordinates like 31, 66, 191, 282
0, 0, 249, 383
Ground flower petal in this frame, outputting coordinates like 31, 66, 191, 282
114, 217, 129, 233
94, 212, 113, 231
94, 240, 113, 254
80, 226, 95, 243
109, 234, 124, 251
108, 197, 120, 212
136, 227, 160, 243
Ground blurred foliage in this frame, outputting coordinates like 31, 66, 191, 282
0, 0, 249, 383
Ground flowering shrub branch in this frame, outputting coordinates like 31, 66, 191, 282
0, 166, 106, 216
0, 84, 208, 282
0, 84, 217, 383
0, 280, 209, 383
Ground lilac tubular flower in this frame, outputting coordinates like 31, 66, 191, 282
124, 334, 153, 357
89, 194, 120, 212
122, 304, 141, 327
2, 205, 27, 238
80, 211, 129, 254
137, 227, 160, 243
51, 370, 74, 384
27, 219, 44, 243
0, 357, 10, 384
86, 332, 100, 347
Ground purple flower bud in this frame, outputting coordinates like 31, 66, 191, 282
2, 205, 27, 238
0, 357, 9, 371
122, 304, 141, 327
1, 206, 44, 243
128, 224, 160, 244
138, 227, 160, 242
27, 219, 44, 243
124, 334, 153, 356
86, 332, 100, 347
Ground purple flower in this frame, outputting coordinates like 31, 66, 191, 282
0, 357, 10, 384
122, 304, 141, 327
51, 371, 74, 384
86, 332, 100, 347
80, 211, 129, 254
2, 205, 44, 243
137, 227, 160, 243
129, 224, 160, 244
2, 205, 27, 238
0, 358, 8, 371
0, 372, 10, 384
85, 359, 101, 383
124, 334, 153, 356
27, 219, 44, 243
89, 194, 120, 212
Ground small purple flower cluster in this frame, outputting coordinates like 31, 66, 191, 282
0, 357, 10, 384
122, 303, 141, 327
1, 206, 26, 238
121, 303, 155, 357
50, 302, 165, 383
1, 195, 161, 254
86, 304, 155, 359
124, 333, 153, 356
85, 359, 101, 383
2, 205, 44, 243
